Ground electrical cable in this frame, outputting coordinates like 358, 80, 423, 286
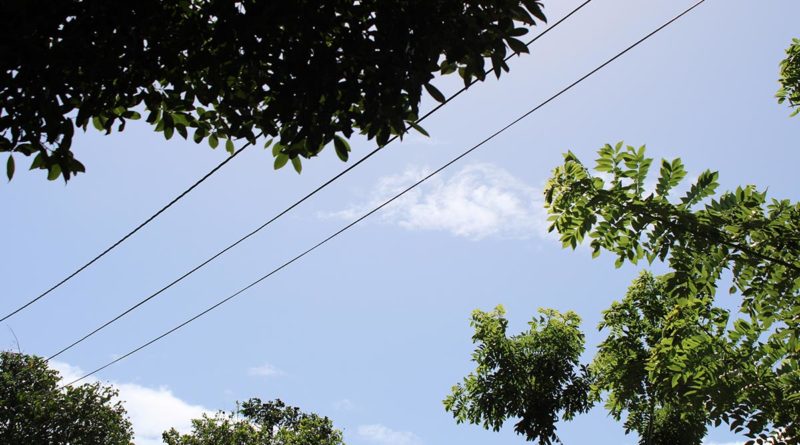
45, 0, 593, 361
0, 143, 253, 323
4, 0, 591, 324
62, 0, 706, 387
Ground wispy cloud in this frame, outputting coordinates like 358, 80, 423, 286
357, 424, 423, 445
333, 398, 355, 411
247, 362, 285, 378
52, 361, 209, 445
324, 163, 547, 240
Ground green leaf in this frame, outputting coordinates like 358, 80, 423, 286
424, 83, 446, 103
146, 108, 161, 124
172, 113, 189, 126
123, 110, 141, 120
656, 158, 686, 196
6, 155, 14, 180
225, 139, 235, 154
506, 37, 529, 54
47, 164, 61, 181
407, 121, 429, 137
92, 116, 105, 131
208, 134, 219, 149
29, 153, 45, 170
164, 124, 174, 140
333, 136, 350, 162
72, 159, 86, 173
440, 60, 457, 75
681, 170, 719, 208
522, 0, 547, 22
274, 153, 289, 170
272, 142, 284, 157
176, 124, 188, 139
291, 156, 302, 174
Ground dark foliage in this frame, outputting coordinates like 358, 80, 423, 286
1, 0, 546, 181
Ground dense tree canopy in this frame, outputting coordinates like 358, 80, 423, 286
162, 398, 345, 445
0, 351, 133, 444
588, 272, 710, 445
445, 274, 711, 445
1, 0, 547, 181
545, 144, 799, 443
777, 37, 800, 117
446, 145, 800, 444
443, 307, 592, 445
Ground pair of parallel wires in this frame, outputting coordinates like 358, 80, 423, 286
1, 0, 707, 385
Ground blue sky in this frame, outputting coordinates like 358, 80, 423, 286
2, 1, 799, 444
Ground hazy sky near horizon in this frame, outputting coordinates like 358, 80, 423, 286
2, 1, 799, 444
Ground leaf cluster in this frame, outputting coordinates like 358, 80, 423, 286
777, 37, 800, 117
1, 0, 547, 181
162, 398, 344, 445
443, 306, 592, 444
592, 272, 711, 445
0, 351, 133, 444
544, 144, 800, 443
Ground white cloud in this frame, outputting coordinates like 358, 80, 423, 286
357, 424, 423, 445
325, 163, 547, 240
50, 360, 85, 384
247, 362, 285, 378
333, 398, 355, 411
51, 361, 209, 445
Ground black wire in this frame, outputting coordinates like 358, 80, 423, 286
46, 0, 594, 361
0, 140, 255, 323
62, 0, 705, 387
6, 1, 592, 325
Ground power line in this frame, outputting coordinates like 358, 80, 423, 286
0, 140, 255, 323
4, 1, 590, 324
63, 0, 706, 387
46, 0, 593, 362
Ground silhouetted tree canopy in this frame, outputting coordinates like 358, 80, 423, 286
1, 0, 546, 181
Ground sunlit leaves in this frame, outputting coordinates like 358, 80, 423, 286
655, 158, 686, 197
679, 170, 719, 209
0, 352, 133, 444
290, 156, 302, 174
777, 37, 800, 117
444, 306, 592, 444
163, 398, 344, 445
333, 136, 350, 162
273, 153, 289, 170
543, 144, 800, 442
